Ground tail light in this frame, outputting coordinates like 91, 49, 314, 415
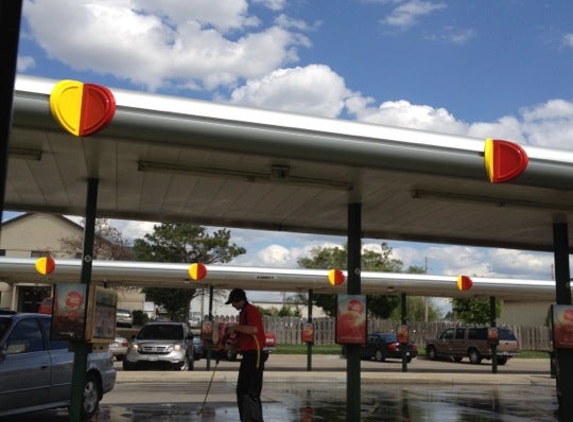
388, 343, 398, 351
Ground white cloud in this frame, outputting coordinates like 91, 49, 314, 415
227, 65, 349, 118
17, 56, 35, 72
426, 27, 476, 45
257, 245, 292, 266
382, 0, 446, 29
345, 95, 468, 134
23, 0, 308, 91
563, 33, 573, 48
253, 0, 286, 12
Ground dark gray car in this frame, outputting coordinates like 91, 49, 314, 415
0, 312, 116, 419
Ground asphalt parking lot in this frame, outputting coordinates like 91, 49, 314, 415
105, 355, 558, 421
1, 355, 559, 421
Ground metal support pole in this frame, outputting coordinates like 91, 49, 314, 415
307, 289, 313, 371
490, 296, 498, 374
346, 203, 361, 422
206, 285, 214, 371
70, 178, 98, 422
553, 222, 573, 422
401, 293, 408, 372
0, 1, 23, 225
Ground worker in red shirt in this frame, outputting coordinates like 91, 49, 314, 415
226, 288, 266, 422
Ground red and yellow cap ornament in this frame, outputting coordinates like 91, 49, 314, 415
35, 256, 56, 275
457, 275, 473, 291
328, 269, 345, 286
484, 138, 528, 183
50, 80, 116, 137
188, 263, 207, 280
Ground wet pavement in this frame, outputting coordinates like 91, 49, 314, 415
1, 356, 560, 421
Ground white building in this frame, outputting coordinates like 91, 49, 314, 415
0, 212, 146, 312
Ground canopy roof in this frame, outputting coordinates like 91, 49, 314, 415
0, 258, 558, 302
6, 75, 573, 252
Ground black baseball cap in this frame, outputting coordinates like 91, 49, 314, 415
225, 288, 247, 304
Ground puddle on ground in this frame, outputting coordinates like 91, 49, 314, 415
0, 383, 559, 421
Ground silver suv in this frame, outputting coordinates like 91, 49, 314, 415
0, 312, 116, 419
123, 321, 195, 371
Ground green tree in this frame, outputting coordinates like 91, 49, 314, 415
389, 296, 442, 321
132, 223, 246, 321
297, 242, 402, 318
451, 297, 502, 325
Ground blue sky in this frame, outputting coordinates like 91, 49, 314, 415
8, 0, 573, 305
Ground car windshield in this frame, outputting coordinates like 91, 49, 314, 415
384, 334, 397, 343
137, 324, 183, 340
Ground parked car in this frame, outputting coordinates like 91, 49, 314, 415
192, 335, 205, 360
425, 327, 520, 365
116, 308, 133, 327
360, 332, 418, 362
0, 312, 116, 419
123, 321, 195, 371
110, 335, 129, 361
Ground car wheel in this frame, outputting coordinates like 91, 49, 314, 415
427, 346, 437, 360
115, 354, 124, 362
263, 352, 270, 362
468, 349, 482, 364
82, 373, 102, 420
374, 349, 385, 362
406, 357, 413, 363
453, 357, 463, 363
497, 356, 508, 365
189, 354, 195, 371
178, 355, 190, 371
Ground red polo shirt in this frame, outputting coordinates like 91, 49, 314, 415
238, 302, 266, 352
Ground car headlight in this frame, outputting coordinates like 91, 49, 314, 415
173, 344, 183, 351
131, 343, 141, 351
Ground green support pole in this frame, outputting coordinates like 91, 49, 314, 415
0, 1, 23, 225
553, 222, 573, 422
401, 293, 408, 373
206, 285, 214, 371
70, 178, 98, 422
346, 203, 361, 422
490, 296, 498, 374
307, 289, 313, 371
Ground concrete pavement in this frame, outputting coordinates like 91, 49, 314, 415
115, 354, 555, 387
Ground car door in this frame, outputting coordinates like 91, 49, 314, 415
0, 317, 51, 413
362, 334, 378, 358
39, 317, 74, 403
451, 328, 467, 357
437, 328, 455, 355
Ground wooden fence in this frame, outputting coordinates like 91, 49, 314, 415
255, 316, 553, 351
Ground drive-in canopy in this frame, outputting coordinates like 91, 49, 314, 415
6, 75, 573, 253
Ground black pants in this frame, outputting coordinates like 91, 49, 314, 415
236, 350, 265, 422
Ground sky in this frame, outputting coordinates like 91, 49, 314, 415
7, 0, 573, 308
